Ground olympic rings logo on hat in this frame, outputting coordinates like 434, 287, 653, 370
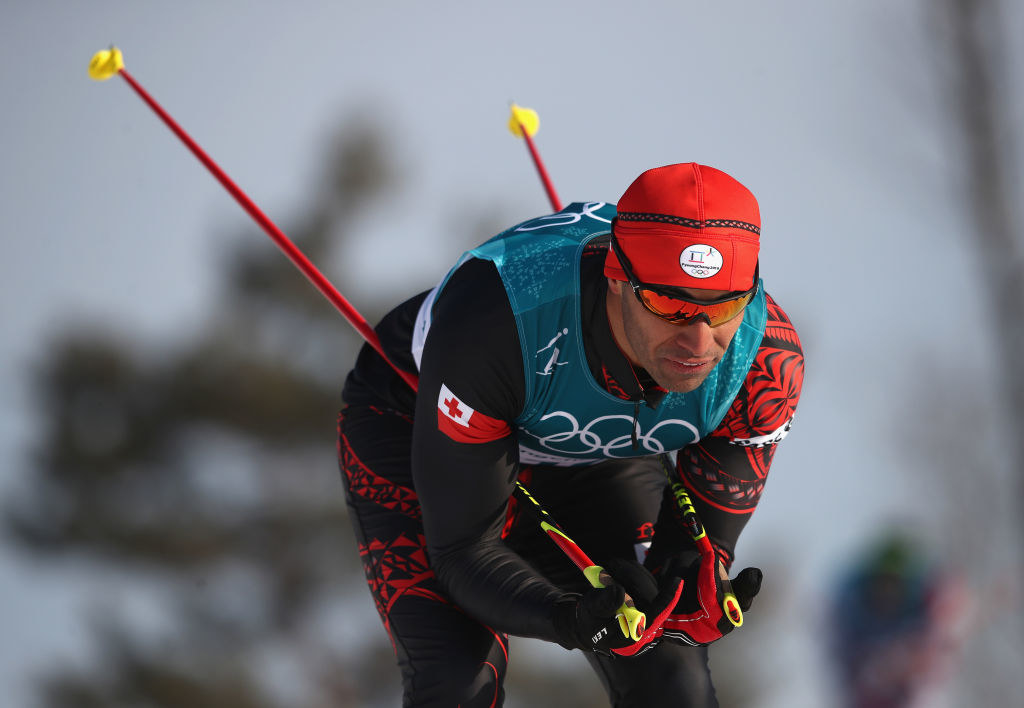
679, 245, 724, 279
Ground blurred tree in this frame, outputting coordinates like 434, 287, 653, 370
931, 0, 1024, 484
930, 0, 1023, 525
888, 0, 1024, 704
5, 117, 399, 708
4, 115, 621, 707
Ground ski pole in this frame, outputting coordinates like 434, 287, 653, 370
658, 455, 743, 628
507, 104, 562, 212
505, 120, 736, 631
90, 46, 644, 638
506, 104, 641, 638
87, 46, 417, 393
514, 481, 645, 640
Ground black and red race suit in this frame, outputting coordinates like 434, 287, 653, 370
338, 243, 803, 707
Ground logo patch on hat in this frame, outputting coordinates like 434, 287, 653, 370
679, 245, 723, 279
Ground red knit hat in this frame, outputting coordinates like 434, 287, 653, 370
604, 163, 760, 291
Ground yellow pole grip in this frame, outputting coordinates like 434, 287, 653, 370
584, 566, 646, 641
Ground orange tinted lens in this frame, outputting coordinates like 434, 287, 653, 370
638, 290, 752, 326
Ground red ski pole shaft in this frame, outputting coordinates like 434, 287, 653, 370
93, 51, 630, 623
106, 59, 418, 392
508, 104, 562, 212
520, 127, 562, 212
514, 482, 645, 640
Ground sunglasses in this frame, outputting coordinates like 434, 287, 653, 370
609, 232, 758, 327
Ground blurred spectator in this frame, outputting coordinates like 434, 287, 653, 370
827, 531, 965, 708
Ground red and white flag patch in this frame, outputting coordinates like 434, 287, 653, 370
436, 383, 510, 444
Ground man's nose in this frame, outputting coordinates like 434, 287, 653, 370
674, 316, 716, 356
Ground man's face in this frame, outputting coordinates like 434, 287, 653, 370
606, 278, 745, 393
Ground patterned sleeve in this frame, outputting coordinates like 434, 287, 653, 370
676, 293, 804, 567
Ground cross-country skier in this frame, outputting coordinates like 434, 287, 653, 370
338, 162, 804, 707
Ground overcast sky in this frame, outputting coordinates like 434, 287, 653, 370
2, 2, 1021, 705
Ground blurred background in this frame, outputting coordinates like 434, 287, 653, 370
2, 1, 1022, 706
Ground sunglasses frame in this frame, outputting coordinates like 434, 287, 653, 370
608, 230, 759, 327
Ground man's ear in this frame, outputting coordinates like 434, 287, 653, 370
607, 278, 625, 296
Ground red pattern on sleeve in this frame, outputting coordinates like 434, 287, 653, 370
679, 294, 804, 514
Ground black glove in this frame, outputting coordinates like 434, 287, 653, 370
553, 558, 683, 657
658, 549, 762, 646
645, 465, 763, 647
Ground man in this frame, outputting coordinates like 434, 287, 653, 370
339, 163, 804, 707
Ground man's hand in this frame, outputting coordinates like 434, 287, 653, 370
554, 559, 683, 657
648, 466, 763, 646
659, 549, 762, 646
